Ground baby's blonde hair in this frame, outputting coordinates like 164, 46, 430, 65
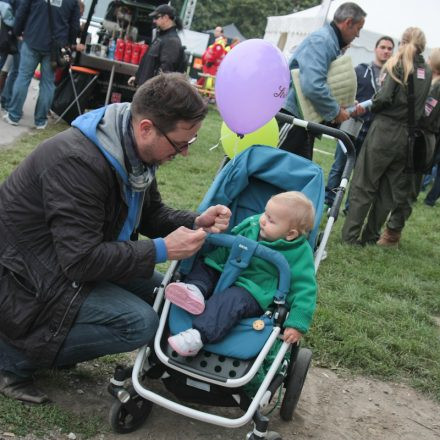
270, 191, 315, 235
383, 27, 426, 85
429, 48, 440, 83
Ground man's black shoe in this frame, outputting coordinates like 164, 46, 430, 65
0, 370, 50, 404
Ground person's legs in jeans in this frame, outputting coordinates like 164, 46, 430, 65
421, 165, 436, 190
7, 42, 40, 123
1, 43, 21, 111
0, 272, 163, 374
53, 276, 161, 367
425, 163, 440, 205
0, 53, 7, 72
34, 51, 55, 127
325, 141, 346, 207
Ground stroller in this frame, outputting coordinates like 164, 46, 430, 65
107, 115, 356, 440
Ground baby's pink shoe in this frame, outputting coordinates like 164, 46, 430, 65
165, 282, 205, 315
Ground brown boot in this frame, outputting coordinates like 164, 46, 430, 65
377, 228, 401, 247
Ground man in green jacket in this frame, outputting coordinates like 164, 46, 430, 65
165, 191, 317, 357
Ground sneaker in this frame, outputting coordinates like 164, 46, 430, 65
3, 113, 18, 126
165, 282, 205, 315
168, 329, 203, 357
35, 122, 47, 130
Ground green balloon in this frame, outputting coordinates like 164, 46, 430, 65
220, 117, 279, 159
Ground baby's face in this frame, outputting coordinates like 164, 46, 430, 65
259, 199, 296, 242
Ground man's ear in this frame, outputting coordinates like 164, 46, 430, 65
138, 118, 154, 137
345, 18, 354, 28
286, 228, 299, 241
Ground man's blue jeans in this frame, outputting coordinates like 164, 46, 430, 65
325, 141, 347, 207
0, 272, 162, 377
1, 42, 21, 111
425, 164, 440, 206
0, 53, 7, 71
325, 136, 364, 210
7, 41, 55, 126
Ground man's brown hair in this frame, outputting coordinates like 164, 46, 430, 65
131, 73, 208, 132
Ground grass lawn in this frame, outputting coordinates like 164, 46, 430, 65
0, 107, 439, 437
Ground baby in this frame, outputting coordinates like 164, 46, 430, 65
166, 191, 317, 356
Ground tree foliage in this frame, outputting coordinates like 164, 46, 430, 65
174, 0, 320, 39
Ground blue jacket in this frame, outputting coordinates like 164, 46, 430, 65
14, 0, 80, 52
284, 23, 342, 121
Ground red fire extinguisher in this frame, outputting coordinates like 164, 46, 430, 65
114, 39, 125, 61
139, 43, 149, 61
131, 43, 142, 65
123, 40, 133, 63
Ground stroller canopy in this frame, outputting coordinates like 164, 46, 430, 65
198, 145, 324, 246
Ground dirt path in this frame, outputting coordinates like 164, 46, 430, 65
28, 366, 440, 440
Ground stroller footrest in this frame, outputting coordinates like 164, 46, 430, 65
166, 344, 252, 383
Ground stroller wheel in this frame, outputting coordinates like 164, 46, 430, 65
280, 347, 312, 421
109, 386, 153, 433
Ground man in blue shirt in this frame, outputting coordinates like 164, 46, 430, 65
278, 2, 366, 160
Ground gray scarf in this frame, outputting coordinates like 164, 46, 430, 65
97, 103, 157, 193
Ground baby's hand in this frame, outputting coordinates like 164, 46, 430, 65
283, 327, 303, 344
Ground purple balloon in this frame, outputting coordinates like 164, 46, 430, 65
215, 39, 290, 135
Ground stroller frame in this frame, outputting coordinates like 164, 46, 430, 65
108, 115, 357, 439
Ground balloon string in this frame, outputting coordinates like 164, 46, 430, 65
209, 132, 233, 151
232, 135, 239, 165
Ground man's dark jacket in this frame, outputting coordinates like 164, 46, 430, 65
14, 0, 80, 52
0, 124, 196, 366
135, 26, 182, 86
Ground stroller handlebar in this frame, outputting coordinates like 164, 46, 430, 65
275, 112, 356, 171
206, 233, 291, 303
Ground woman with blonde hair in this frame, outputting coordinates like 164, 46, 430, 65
378, 47, 440, 243
342, 27, 432, 245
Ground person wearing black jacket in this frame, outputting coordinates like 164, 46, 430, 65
0, 73, 231, 404
128, 4, 183, 87
2, 0, 80, 129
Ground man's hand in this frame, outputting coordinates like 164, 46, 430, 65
349, 102, 366, 118
163, 227, 207, 260
128, 76, 136, 87
195, 204, 231, 233
283, 327, 303, 344
333, 107, 350, 124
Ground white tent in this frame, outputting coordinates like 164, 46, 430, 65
264, 0, 439, 66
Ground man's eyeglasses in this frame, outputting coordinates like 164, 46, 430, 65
154, 124, 198, 154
